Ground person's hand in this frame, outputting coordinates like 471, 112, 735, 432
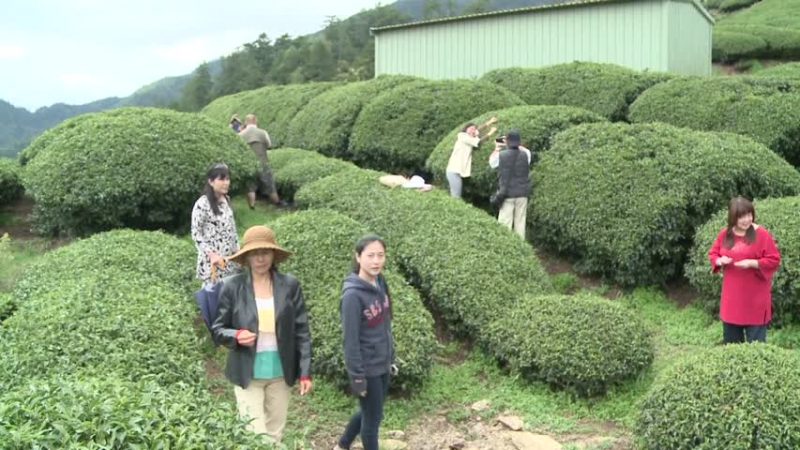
488, 116, 498, 125
716, 256, 733, 267
734, 259, 759, 269
299, 379, 313, 396
487, 126, 497, 136
236, 329, 256, 347
208, 251, 224, 268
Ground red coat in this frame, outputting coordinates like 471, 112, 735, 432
708, 226, 781, 326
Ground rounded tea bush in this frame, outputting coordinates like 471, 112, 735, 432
636, 344, 800, 449
425, 105, 606, 202
487, 293, 653, 396
531, 122, 800, 286
348, 79, 524, 173
274, 153, 358, 201
22, 108, 259, 236
0, 158, 23, 205
285, 75, 418, 158
754, 62, 800, 81
0, 377, 272, 449
630, 77, 800, 166
482, 62, 673, 121
712, 30, 767, 62
203, 82, 340, 146
13, 229, 196, 304
271, 209, 435, 392
686, 196, 800, 324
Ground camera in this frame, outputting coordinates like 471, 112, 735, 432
495, 136, 505, 144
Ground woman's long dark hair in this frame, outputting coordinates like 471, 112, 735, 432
352, 234, 386, 273
724, 196, 756, 249
203, 163, 230, 216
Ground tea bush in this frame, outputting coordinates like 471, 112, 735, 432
348, 79, 524, 173
274, 154, 358, 200
0, 158, 23, 205
754, 62, 800, 80
685, 196, 800, 324
712, 30, 767, 62
0, 377, 271, 449
531, 123, 800, 286
21, 108, 259, 236
268, 147, 326, 172
629, 77, 800, 165
425, 105, 605, 201
487, 293, 653, 396
285, 75, 418, 158
271, 209, 435, 392
636, 344, 800, 449
481, 62, 673, 121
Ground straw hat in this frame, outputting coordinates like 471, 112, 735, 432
227, 226, 291, 266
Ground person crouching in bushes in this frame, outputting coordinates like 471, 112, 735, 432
191, 163, 240, 288
445, 118, 498, 198
334, 235, 398, 450
709, 196, 781, 344
212, 225, 313, 444
490, 130, 531, 239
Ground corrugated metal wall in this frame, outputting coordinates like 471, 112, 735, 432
374, 0, 712, 78
667, 1, 713, 75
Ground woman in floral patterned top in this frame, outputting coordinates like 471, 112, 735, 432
191, 163, 240, 285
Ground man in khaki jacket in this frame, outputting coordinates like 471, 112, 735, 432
239, 114, 285, 208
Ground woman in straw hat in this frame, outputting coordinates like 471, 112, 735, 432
212, 225, 312, 443
191, 163, 240, 287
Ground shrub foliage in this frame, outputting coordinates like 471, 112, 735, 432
481, 62, 673, 121
630, 77, 800, 166
685, 196, 800, 324
271, 209, 435, 391
272, 149, 358, 200
0, 158, 23, 205
22, 108, 259, 236
348, 79, 524, 173
425, 105, 606, 202
531, 123, 800, 286
636, 344, 800, 449
285, 76, 418, 158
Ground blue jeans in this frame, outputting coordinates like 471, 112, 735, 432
446, 171, 463, 198
338, 373, 390, 450
723, 322, 767, 344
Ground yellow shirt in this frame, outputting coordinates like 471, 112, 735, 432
446, 132, 481, 178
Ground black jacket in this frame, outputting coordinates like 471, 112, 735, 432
212, 268, 312, 388
341, 273, 394, 394
497, 147, 531, 199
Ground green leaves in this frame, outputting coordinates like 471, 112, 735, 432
531, 122, 800, 286
636, 344, 800, 449
0, 158, 23, 205
21, 107, 260, 236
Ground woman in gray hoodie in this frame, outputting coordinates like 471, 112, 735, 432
334, 234, 396, 450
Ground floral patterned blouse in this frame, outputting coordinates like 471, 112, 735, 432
191, 195, 240, 283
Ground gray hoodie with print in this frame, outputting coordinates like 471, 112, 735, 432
340, 273, 395, 394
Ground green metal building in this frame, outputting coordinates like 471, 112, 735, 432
371, 0, 714, 77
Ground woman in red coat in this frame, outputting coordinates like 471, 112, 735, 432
708, 196, 781, 344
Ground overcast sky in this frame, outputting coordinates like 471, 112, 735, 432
0, 0, 385, 111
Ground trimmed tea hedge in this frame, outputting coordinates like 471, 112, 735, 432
481, 62, 673, 121
268, 147, 326, 172
714, 25, 800, 61
425, 105, 606, 202
289, 160, 652, 393
754, 62, 800, 80
487, 293, 653, 396
348, 79, 524, 173
629, 77, 800, 166
0, 158, 23, 205
0, 377, 271, 449
285, 75, 418, 158
712, 30, 767, 62
274, 152, 358, 200
271, 209, 435, 392
22, 108, 259, 236
531, 123, 800, 286
0, 275, 204, 391
13, 229, 196, 304
203, 82, 340, 146
636, 344, 800, 449
0, 293, 12, 325
685, 196, 800, 324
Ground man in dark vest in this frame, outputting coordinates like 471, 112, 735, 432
492, 130, 531, 238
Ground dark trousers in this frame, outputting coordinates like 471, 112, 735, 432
723, 322, 768, 344
338, 373, 390, 450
